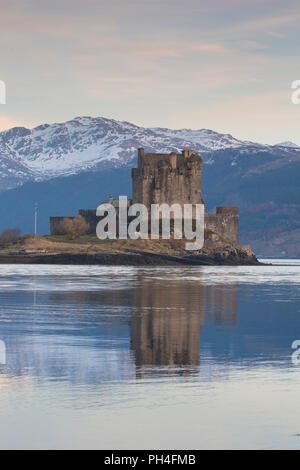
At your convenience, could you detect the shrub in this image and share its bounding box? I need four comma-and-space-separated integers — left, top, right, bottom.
58, 215, 89, 239
19, 233, 32, 245
0, 228, 21, 247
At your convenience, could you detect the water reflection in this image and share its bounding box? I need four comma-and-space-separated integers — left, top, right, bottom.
46, 270, 239, 376
0, 268, 242, 382
130, 272, 238, 376
0, 265, 300, 449
0, 263, 299, 387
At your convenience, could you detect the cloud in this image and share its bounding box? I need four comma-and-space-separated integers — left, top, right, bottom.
124, 41, 226, 58
0, 0, 299, 146
230, 9, 300, 34
268, 31, 285, 38
241, 40, 269, 51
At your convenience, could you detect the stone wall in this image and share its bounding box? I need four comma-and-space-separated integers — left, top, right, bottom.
205, 207, 239, 244
50, 216, 75, 235
132, 148, 204, 211
50, 211, 99, 235
78, 209, 98, 234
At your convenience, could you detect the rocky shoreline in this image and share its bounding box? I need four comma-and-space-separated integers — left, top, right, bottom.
0, 245, 261, 266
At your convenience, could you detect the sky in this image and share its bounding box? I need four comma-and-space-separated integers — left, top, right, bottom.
0, 0, 300, 144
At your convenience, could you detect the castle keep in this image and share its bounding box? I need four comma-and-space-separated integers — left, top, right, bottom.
50, 148, 239, 245
131, 148, 239, 244
132, 148, 204, 210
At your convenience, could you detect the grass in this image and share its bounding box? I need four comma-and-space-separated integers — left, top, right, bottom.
3, 229, 221, 257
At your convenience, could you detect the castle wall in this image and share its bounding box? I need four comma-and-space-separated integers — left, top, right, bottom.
78, 209, 98, 234
50, 201, 132, 236
50, 216, 75, 235
132, 148, 203, 212
205, 207, 239, 244
205, 213, 218, 234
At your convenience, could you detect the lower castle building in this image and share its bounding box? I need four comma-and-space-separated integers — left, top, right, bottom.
50, 148, 239, 244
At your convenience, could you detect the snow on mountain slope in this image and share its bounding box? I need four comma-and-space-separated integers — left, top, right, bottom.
150, 127, 258, 150
0, 115, 299, 191
275, 141, 299, 148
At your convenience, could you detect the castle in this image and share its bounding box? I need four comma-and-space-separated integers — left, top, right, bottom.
50, 148, 239, 245
132, 148, 204, 210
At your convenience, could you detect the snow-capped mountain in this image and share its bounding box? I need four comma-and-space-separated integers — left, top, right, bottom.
275, 141, 299, 148
0, 115, 299, 191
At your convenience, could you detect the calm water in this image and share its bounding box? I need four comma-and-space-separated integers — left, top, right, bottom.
0, 261, 299, 449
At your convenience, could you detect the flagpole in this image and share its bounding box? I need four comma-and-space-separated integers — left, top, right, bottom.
34, 202, 38, 236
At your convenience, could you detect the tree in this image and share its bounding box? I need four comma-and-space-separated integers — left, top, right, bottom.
58, 215, 89, 239
0, 228, 21, 247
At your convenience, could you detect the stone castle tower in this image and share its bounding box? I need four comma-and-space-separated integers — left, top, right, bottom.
131, 148, 239, 244
132, 148, 204, 210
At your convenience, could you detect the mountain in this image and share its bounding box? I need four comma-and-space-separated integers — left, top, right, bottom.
0, 115, 299, 190
275, 141, 299, 148
0, 116, 299, 257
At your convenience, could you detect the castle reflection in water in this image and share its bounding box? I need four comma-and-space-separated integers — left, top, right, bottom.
130, 272, 238, 375
0, 268, 239, 382
47, 270, 239, 378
